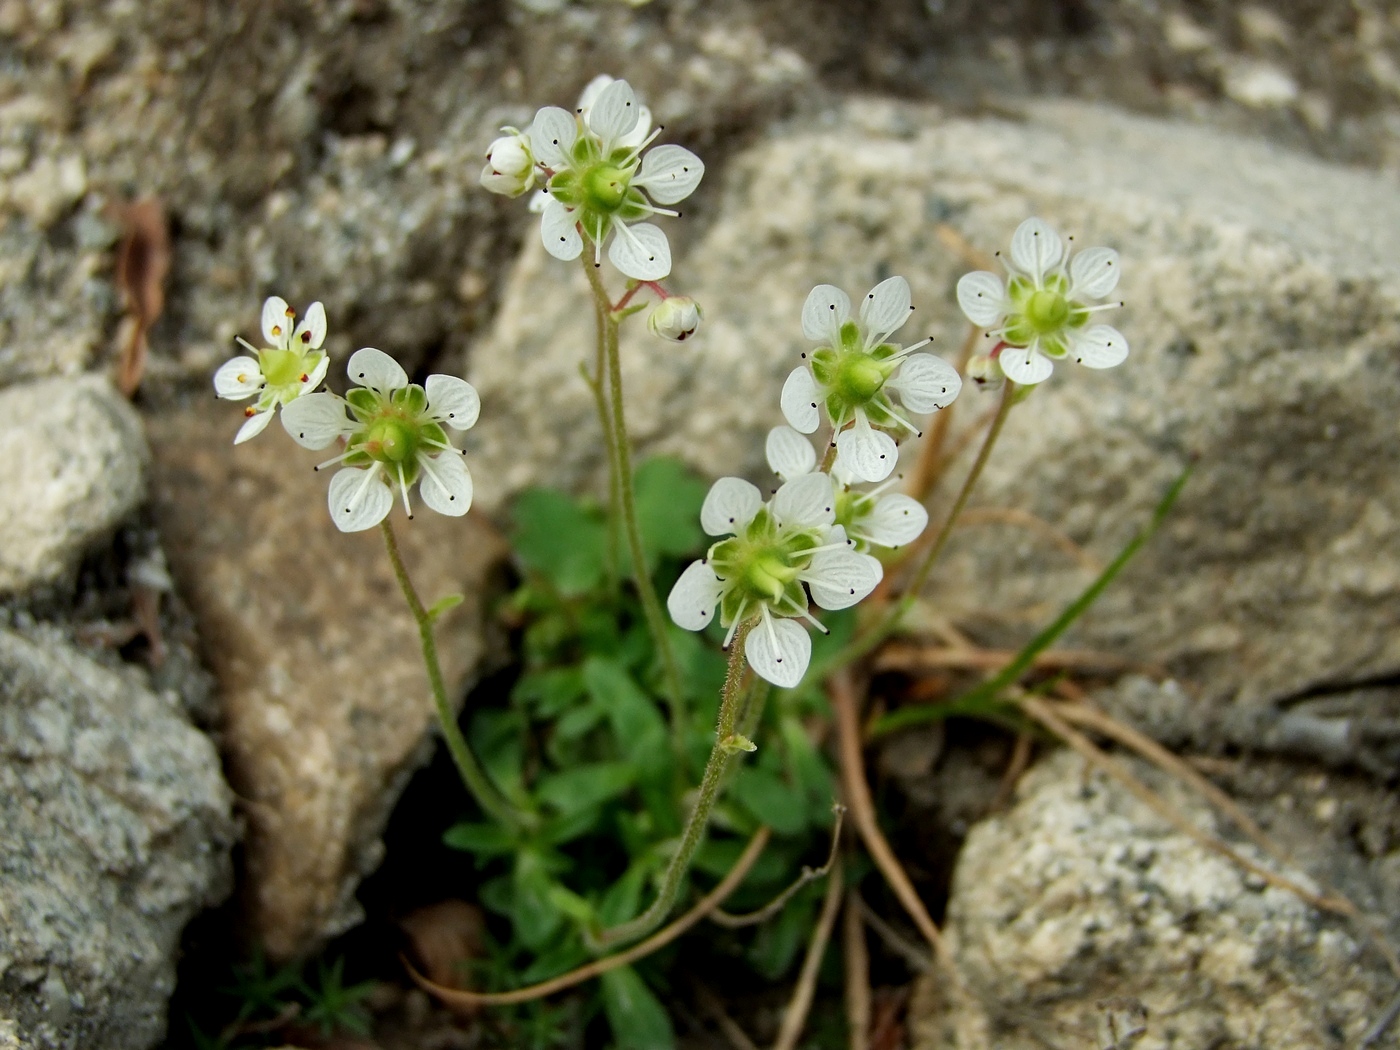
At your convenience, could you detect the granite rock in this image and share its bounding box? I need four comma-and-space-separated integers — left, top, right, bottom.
0, 627, 234, 1050
912, 749, 1395, 1050
147, 405, 506, 960
465, 96, 1400, 713
0, 375, 146, 595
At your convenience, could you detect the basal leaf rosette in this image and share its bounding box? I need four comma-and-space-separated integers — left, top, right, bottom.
781, 277, 962, 483
667, 473, 882, 688
281, 348, 480, 532
956, 217, 1128, 385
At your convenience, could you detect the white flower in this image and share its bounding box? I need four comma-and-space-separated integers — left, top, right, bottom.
529, 77, 703, 280
480, 127, 537, 198
666, 473, 882, 688
955, 217, 1128, 386
281, 348, 480, 532
764, 426, 928, 553
647, 295, 702, 342
780, 277, 962, 484
213, 296, 330, 444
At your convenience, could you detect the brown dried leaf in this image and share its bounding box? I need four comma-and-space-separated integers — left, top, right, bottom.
109, 196, 170, 398
398, 900, 485, 994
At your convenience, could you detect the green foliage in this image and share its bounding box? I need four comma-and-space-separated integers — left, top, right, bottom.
206, 950, 375, 1049
299, 956, 375, 1038
443, 457, 841, 1048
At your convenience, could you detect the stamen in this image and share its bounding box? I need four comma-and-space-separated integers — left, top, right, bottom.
778, 593, 829, 633
881, 403, 920, 435
235, 336, 260, 355
1075, 301, 1125, 314
887, 337, 932, 360
314, 448, 359, 471
620, 125, 664, 164
760, 607, 782, 663
346, 463, 381, 515
396, 463, 414, 519
722, 599, 748, 650
613, 220, 656, 265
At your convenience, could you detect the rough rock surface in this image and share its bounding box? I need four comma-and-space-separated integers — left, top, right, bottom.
0, 376, 146, 595
913, 748, 1395, 1050
467, 96, 1400, 713
147, 406, 506, 960
0, 626, 234, 1050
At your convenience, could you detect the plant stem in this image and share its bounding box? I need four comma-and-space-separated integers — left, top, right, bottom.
590, 621, 755, 951
379, 519, 529, 833
845, 380, 1017, 664
583, 259, 622, 585
581, 258, 688, 748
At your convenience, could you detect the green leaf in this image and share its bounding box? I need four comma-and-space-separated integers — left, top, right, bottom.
730, 766, 809, 836
535, 761, 637, 816
425, 593, 464, 622
631, 456, 708, 570
597, 860, 649, 927
442, 821, 517, 858
513, 855, 566, 950
600, 966, 676, 1050
582, 657, 669, 771
539, 805, 605, 846
870, 464, 1193, 738
520, 939, 589, 985
512, 667, 587, 717
470, 708, 527, 798
511, 488, 609, 597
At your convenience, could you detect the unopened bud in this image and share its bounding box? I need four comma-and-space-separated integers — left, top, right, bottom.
647, 296, 702, 342
480, 130, 536, 198
966, 351, 1005, 388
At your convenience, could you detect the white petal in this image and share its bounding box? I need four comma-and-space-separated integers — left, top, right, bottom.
858, 494, 928, 548
214, 356, 263, 399
618, 105, 653, 150
347, 346, 408, 393
328, 466, 393, 533
858, 276, 911, 343
233, 409, 274, 445
888, 353, 963, 414
780, 366, 821, 434
425, 374, 481, 430
280, 391, 354, 449
418, 451, 473, 517
1009, 217, 1063, 277
1068, 247, 1120, 299
586, 78, 640, 144
294, 301, 328, 350
607, 221, 671, 281
998, 345, 1054, 385
529, 106, 577, 169
804, 547, 883, 610
765, 425, 816, 481
635, 144, 704, 205
261, 296, 291, 346
801, 284, 851, 344
834, 415, 897, 483
541, 198, 583, 261
700, 477, 762, 537
301, 353, 331, 396
1068, 324, 1129, 369
745, 614, 811, 689
576, 74, 613, 114
772, 472, 835, 530
666, 560, 724, 631
956, 271, 1010, 327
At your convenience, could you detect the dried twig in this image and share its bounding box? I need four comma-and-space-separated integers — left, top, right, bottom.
406, 827, 772, 1009
711, 804, 844, 928
829, 669, 946, 967
853, 892, 932, 975
843, 885, 871, 1050
771, 853, 844, 1050
873, 643, 1149, 677
990, 731, 1034, 812
109, 197, 170, 398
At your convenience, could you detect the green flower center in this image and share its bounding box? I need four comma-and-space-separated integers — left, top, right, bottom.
834, 353, 887, 405
366, 419, 417, 463
259, 348, 306, 389
581, 163, 630, 213
710, 510, 824, 624
1024, 289, 1070, 334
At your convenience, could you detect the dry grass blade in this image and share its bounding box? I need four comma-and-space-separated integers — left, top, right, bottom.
935, 222, 998, 272
405, 827, 771, 1010
711, 804, 844, 928
843, 885, 871, 1050
990, 731, 1034, 812
956, 506, 1102, 572
829, 669, 947, 968
853, 892, 932, 975
873, 643, 1148, 676
771, 853, 844, 1050
110, 196, 170, 398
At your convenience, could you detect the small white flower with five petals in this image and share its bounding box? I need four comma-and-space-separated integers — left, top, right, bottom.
213, 296, 330, 444
666, 473, 882, 688
780, 277, 962, 484
956, 217, 1127, 385
281, 348, 480, 533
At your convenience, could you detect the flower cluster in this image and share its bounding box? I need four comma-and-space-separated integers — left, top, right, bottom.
781, 277, 962, 483
956, 218, 1127, 385
480, 76, 704, 281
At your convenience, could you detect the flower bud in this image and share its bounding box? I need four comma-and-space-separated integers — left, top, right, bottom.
967, 350, 1005, 388
479, 130, 536, 198
647, 296, 702, 342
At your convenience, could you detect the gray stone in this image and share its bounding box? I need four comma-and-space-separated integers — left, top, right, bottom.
0, 627, 235, 1050
0, 376, 146, 595
466, 96, 1400, 713
912, 749, 1394, 1050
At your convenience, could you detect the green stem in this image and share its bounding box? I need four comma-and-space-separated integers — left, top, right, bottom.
380, 519, 530, 833
589, 621, 755, 950
581, 258, 688, 749
585, 269, 623, 586
844, 380, 1018, 665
